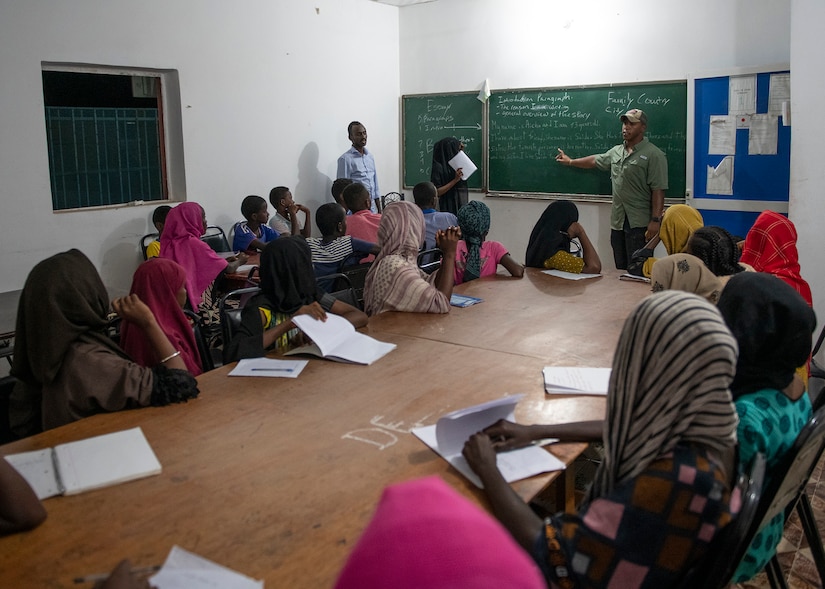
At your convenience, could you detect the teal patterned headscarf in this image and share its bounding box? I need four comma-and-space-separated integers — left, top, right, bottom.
457, 201, 491, 282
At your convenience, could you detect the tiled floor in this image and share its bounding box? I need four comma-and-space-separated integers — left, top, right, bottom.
734, 455, 825, 589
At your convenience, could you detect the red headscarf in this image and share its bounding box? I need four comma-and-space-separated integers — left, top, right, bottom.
159, 202, 227, 307
740, 210, 812, 305
120, 258, 203, 375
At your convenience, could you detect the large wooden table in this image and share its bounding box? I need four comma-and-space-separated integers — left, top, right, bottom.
0, 269, 648, 588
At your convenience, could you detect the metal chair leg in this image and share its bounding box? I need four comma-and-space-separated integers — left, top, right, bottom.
765, 555, 789, 589
797, 492, 825, 584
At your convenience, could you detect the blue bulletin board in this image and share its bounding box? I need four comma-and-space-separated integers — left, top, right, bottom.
692, 70, 791, 238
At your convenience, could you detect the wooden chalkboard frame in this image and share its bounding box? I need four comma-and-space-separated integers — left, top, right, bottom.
485, 81, 688, 202
401, 92, 485, 190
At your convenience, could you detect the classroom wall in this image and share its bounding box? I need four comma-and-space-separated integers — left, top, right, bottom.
789, 0, 825, 326
0, 0, 400, 295
398, 0, 792, 280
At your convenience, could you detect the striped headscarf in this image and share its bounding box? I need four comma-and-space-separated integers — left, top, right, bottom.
740, 210, 812, 305
364, 201, 450, 316
457, 201, 491, 283
590, 291, 738, 500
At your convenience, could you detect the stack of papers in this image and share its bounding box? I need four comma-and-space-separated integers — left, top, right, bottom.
286, 313, 396, 365
542, 269, 601, 280
412, 394, 564, 488
619, 273, 650, 284
150, 546, 263, 588
543, 367, 611, 396
450, 294, 483, 308
228, 358, 308, 378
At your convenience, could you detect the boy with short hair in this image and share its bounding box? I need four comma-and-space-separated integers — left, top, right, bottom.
343, 182, 381, 262
331, 178, 354, 210
233, 195, 280, 252
269, 186, 311, 237
145, 204, 172, 258
307, 203, 378, 277
414, 181, 457, 251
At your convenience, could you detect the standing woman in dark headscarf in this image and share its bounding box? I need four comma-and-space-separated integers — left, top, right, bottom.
9, 250, 198, 437
454, 201, 523, 285
224, 236, 367, 362
430, 137, 468, 215
525, 200, 601, 273
718, 272, 816, 582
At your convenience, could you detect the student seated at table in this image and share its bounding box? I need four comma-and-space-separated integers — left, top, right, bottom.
650, 253, 723, 303
160, 202, 248, 336
463, 290, 739, 589
740, 210, 812, 306
454, 200, 523, 285
233, 195, 280, 252
0, 458, 47, 536
364, 201, 459, 316
269, 186, 311, 237
9, 250, 199, 436
718, 272, 816, 583
334, 476, 545, 589
120, 258, 203, 376
413, 180, 457, 252
343, 182, 381, 259
224, 236, 367, 362
628, 204, 703, 277
331, 177, 353, 210
307, 203, 378, 278
686, 225, 749, 287
144, 204, 171, 259
525, 200, 601, 274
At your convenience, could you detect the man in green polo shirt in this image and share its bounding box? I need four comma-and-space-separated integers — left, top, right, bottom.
555, 109, 668, 270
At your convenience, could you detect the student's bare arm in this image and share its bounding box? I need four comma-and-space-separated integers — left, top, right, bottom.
436, 168, 464, 197
499, 254, 525, 278
433, 227, 461, 299
0, 458, 47, 535
566, 222, 602, 274
330, 299, 368, 328
113, 295, 187, 371
483, 419, 604, 451
224, 252, 249, 274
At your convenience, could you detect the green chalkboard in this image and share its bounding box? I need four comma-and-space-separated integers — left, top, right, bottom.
488, 82, 687, 197
402, 93, 483, 190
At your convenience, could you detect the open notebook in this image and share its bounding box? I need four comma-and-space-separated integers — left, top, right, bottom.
412, 394, 564, 488
543, 367, 611, 396
4, 427, 161, 499
286, 313, 396, 365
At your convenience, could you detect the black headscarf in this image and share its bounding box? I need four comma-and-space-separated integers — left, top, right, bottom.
260, 236, 321, 314
717, 272, 816, 399
12, 249, 123, 386
430, 137, 468, 215
525, 200, 579, 268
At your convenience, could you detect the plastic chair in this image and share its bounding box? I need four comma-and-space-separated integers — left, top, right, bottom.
219, 287, 261, 352
379, 191, 404, 212
417, 248, 442, 275
675, 452, 766, 588
340, 262, 372, 309
317, 273, 359, 310
201, 226, 231, 253
183, 309, 216, 372
140, 232, 159, 260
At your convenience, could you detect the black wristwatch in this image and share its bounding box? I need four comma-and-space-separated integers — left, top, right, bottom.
651, 216, 662, 223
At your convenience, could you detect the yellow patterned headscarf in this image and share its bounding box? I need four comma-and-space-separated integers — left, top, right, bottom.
642, 205, 704, 277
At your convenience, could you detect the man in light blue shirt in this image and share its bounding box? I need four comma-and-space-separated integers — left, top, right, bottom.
337, 121, 379, 213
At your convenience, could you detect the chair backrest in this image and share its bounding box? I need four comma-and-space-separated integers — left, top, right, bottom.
201, 225, 231, 253
140, 232, 159, 260
380, 191, 404, 212
183, 309, 216, 372
0, 375, 19, 444
219, 286, 261, 350
340, 262, 372, 309
317, 273, 359, 310
676, 452, 767, 588
417, 248, 442, 275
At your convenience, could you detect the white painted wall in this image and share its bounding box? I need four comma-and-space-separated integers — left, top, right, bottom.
790, 0, 825, 327
398, 0, 792, 277
0, 0, 400, 295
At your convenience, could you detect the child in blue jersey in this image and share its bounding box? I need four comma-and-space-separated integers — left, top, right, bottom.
307, 203, 378, 278
233, 195, 280, 252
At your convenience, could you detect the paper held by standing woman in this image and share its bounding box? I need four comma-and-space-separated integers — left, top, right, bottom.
448, 149, 478, 182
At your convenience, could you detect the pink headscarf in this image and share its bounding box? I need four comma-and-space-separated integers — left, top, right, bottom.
120, 258, 202, 375
334, 476, 545, 589
159, 202, 227, 307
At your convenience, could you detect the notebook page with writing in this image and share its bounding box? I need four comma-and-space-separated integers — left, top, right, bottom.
54, 427, 162, 495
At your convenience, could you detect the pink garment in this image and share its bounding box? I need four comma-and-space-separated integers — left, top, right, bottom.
120, 258, 202, 375
346, 210, 381, 263
334, 476, 545, 589
454, 240, 508, 285
159, 202, 227, 307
